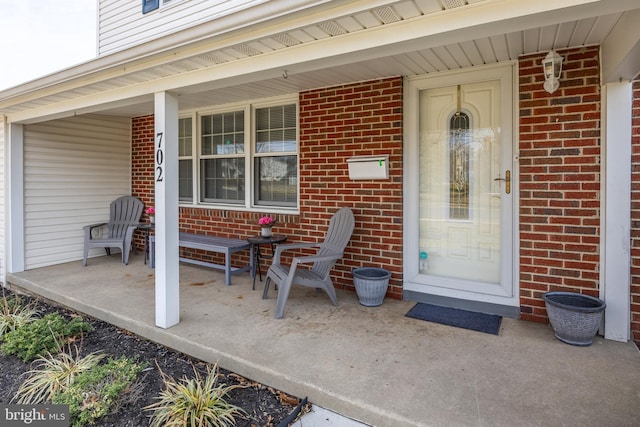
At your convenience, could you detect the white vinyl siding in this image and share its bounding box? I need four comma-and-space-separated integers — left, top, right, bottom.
0, 117, 5, 282
99, 0, 268, 55
23, 115, 131, 269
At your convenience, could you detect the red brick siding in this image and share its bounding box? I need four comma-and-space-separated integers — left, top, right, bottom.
518, 46, 601, 323
631, 77, 640, 345
299, 77, 404, 297
131, 116, 155, 250
130, 77, 404, 297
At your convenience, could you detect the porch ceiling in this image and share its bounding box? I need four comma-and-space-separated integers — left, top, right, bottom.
1, 0, 639, 122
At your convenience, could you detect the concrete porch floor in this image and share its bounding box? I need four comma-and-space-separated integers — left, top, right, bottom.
6, 254, 640, 427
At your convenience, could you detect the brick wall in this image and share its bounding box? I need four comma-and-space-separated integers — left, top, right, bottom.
518, 46, 601, 323
299, 77, 404, 297
130, 77, 404, 297
131, 115, 155, 251
631, 77, 640, 345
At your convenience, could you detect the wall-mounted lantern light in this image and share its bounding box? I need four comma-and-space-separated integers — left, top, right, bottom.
543, 50, 563, 94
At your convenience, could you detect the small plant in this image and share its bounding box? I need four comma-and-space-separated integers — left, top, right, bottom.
1, 312, 93, 362
145, 362, 245, 427
0, 293, 39, 339
14, 346, 105, 404
53, 356, 146, 427
258, 216, 275, 228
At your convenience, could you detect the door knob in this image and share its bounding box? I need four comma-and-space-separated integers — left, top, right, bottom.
494, 170, 511, 194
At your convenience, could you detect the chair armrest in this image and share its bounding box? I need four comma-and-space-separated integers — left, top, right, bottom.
83, 222, 108, 239
272, 242, 321, 264
83, 222, 107, 230
292, 251, 342, 266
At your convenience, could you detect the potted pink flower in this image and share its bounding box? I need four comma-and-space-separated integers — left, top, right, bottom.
145, 206, 155, 224
258, 216, 275, 237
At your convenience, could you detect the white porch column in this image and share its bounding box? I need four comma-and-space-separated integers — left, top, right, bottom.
601, 82, 632, 342
154, 91, 180, 328
5, 122, 25, 274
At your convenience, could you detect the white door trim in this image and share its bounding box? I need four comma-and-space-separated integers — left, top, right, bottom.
403, 62, 520, 307
601, 82, 632, 342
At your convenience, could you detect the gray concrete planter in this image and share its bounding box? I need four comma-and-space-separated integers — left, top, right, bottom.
543, 292, 606, 346
353, 268, 390, 307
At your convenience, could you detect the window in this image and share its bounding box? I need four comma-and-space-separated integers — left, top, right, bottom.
161, 0, 184, 8
254, 104, 298, 206
178, 117, 193, 202
200, 111, 245, 204
142, 0, 159, 14
177, 99, 298, 210
142, 0, 183, 14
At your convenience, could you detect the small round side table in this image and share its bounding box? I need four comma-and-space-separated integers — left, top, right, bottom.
247, 234, 287, 290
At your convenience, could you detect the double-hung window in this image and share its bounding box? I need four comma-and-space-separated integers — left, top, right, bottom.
254, 104, 297, 207
200, 110, 246, 204
177, 99, 298, 210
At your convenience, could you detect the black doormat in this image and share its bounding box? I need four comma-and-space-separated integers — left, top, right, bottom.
406, 303, 502, 335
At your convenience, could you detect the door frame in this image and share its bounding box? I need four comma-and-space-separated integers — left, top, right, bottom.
402, 62, 520, 311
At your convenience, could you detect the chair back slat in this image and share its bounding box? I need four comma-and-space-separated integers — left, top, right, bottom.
107, 196, 144, 238
312, 207, 355, 276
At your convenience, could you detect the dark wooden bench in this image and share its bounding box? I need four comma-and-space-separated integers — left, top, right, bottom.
150, 232, 253, 286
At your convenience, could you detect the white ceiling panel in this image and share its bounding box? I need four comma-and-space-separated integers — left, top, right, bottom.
431, 46, 461, 69
586, 14, 621, 45
489, 36, 510, 62
473, 38, 497, 64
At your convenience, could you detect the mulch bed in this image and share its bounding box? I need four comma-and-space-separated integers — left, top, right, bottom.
0, 290, 303, 426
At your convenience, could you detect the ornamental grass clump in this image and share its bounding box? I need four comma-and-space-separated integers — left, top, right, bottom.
53, 355, 146, 427
0, 293, 39, 339
0, 312, 93, 362
145, 362, 245, 427
14, 346, 105, 404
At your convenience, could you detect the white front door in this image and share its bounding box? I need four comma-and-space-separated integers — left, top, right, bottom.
404, 64, 517, 307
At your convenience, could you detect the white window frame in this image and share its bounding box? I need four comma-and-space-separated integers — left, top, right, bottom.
161, 0, 184, 9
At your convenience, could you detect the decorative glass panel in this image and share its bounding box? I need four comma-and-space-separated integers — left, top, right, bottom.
449, 112, 470, 220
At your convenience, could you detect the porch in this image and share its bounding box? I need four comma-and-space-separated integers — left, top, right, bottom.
6, 254, 640, 427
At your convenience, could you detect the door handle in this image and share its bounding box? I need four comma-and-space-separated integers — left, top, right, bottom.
494, 170, 511, 194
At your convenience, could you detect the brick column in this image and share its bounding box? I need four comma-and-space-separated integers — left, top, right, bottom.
519, 46, 601, 322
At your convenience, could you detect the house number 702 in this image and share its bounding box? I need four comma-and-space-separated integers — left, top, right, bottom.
155, 131, 164, 182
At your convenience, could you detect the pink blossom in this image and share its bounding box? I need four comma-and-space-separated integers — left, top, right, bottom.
258, 216, 275, 227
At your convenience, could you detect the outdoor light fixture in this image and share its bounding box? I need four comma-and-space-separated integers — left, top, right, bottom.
543, 50, 563, 94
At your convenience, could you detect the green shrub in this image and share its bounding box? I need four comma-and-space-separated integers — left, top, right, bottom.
14, 346, 105, 404
0, 293, 39, 339
1, 312, 93, 362
53, 356, 145, 427
145, 362, 245, 427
